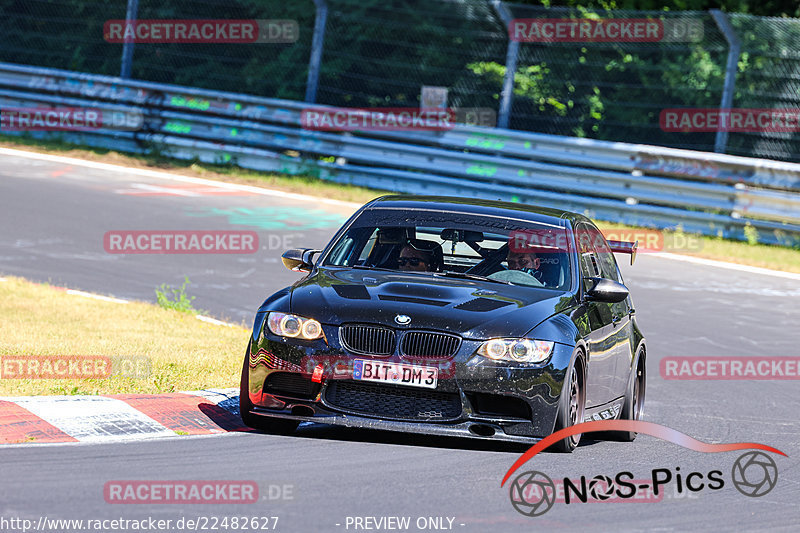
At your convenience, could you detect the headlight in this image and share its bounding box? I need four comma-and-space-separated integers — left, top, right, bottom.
477, 338, 554, 364
484, 339, 507, 360
267, 312, 323, 340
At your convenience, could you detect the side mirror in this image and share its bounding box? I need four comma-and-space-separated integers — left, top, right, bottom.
281, 248, 321, 273
584, 277, 629, 303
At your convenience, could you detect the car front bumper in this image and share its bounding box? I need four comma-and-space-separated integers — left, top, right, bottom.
244, 331, 574, 442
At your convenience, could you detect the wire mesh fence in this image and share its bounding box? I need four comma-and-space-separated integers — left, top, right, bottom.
503, 5, 730, 150
726, 14, 800, 161
0, 0, 799, 161
315, 0, 506, 112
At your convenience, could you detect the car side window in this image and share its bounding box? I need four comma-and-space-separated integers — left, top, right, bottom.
583, 223, 630, 314
590, 226, 623, 283
575, 224, 601, 279
327, 236, 355, 265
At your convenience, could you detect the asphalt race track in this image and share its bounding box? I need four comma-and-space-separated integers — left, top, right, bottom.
1, 149, 799, 532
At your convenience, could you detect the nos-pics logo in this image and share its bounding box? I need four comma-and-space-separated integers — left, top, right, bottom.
502, 420, 783, 517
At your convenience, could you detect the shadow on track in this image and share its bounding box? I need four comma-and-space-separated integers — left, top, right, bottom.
197, 393, 606, 454
240, 418, 605, 455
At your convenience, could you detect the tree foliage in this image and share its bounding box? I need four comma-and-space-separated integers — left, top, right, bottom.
0, 0, 798, 158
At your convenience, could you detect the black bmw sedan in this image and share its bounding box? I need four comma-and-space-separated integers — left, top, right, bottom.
240, 195, 646, 452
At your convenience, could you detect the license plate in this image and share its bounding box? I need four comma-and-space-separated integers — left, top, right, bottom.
352, 359, 438, 389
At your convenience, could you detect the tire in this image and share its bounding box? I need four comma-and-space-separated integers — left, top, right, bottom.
239, 344, 299, 435
610, 350, 646, 442
552, 355, 585, 453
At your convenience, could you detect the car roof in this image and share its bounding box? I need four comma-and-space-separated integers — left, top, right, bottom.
366, 195, 587, 227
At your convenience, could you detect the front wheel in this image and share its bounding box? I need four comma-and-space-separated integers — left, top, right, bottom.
613, 351, 646, 442
552, 357, 585, 453
239, 345, 299, 435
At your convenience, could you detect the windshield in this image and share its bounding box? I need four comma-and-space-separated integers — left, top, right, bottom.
322, 208, 572, 291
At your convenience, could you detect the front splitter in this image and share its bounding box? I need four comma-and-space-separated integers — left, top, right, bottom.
250, 406, 541, 445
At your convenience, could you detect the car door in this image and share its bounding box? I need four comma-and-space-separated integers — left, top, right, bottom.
592, 226, 635, 400
575, 223, 616, 408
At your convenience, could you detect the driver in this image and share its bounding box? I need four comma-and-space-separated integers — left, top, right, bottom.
398, 243, 435, 272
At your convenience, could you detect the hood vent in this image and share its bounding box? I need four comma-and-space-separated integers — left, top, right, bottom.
454, 298, 514, 312
332, 285, 371, 300
378, 295, 449, 307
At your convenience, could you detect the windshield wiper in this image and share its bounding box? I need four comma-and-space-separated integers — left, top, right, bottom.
434, 271, 512, 285
350, 265, 397, 272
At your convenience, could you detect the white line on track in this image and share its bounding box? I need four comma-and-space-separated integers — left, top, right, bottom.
124, 183, 203, 196
653, 252, 800, 281
66, 291, 241, 326
195, 315, 237, 327
3, 145, 799, 280
15, 279, 242, 325
66, 289, 130, 304
0, 146, 360, 208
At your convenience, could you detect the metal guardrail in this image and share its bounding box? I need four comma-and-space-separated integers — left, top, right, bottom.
1, 61, 799, 246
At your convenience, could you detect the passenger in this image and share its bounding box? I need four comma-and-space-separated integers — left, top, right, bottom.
507, 250, 540, 271
506, 250, 545, 282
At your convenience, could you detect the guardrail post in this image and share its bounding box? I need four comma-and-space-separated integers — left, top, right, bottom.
119, 0, 139, 78
305, 0, 328, 103
710, 9, 741, 154
491, 0, 518, 129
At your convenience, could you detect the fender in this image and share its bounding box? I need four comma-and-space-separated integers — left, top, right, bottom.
546, 342, 587, 434
252, 287, 292, 342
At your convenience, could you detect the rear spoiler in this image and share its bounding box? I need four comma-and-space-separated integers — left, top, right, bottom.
607, 240, 638, 265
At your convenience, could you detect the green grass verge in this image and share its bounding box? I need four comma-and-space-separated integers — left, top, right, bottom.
0, 276, 249, 396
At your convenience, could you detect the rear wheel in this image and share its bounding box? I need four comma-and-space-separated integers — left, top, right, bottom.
618, 352, 647, 442
614, 351, 646, 442
239, 345, 299, 435
552, 356, 585, 453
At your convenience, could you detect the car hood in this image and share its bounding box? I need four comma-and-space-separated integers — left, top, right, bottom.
289, 268, 575, 339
